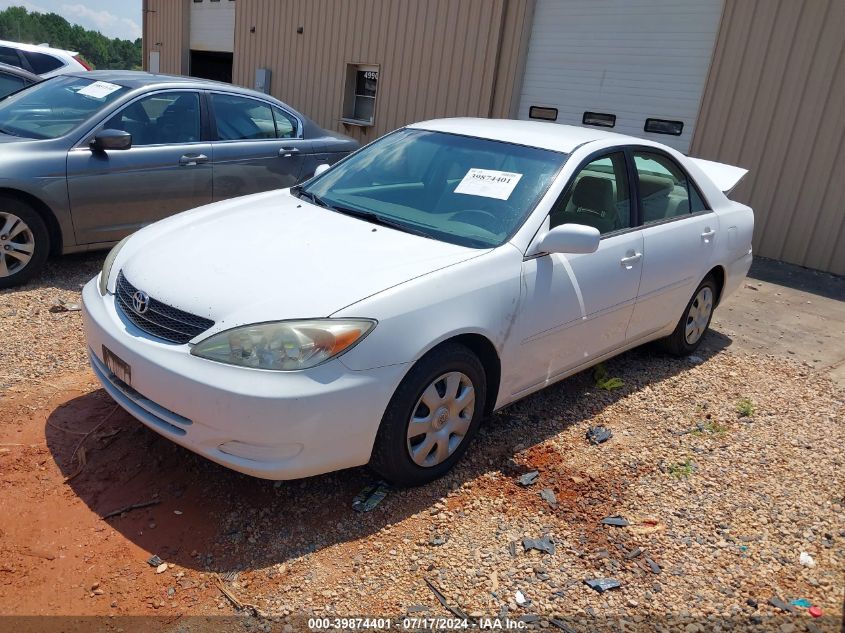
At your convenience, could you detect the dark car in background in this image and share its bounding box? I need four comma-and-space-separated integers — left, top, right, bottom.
0, 62, 39, 98
0, 71, 359, 287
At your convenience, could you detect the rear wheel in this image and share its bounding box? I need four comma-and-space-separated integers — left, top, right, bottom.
0, 197, 49, 289
370, 343, 486, 486
660, 276, 717, 356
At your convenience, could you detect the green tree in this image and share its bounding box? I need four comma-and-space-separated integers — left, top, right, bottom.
0, 6, 141, 70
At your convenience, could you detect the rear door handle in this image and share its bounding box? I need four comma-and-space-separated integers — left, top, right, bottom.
701, 227, 716, 241
620, 252, 642, 268
179, 153, 208, 166
279, 147, 300, 158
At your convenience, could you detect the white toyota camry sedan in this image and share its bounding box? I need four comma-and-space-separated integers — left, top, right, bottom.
82, 118, 753, 486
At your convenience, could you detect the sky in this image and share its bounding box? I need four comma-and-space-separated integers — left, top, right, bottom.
0, 0, 142, 41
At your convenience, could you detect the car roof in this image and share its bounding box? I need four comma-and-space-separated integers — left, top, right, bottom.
63, 70, 291, 100
0, 39, 77, 56
410, 117, 643, 154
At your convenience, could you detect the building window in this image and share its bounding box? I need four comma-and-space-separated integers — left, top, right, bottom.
342, 64, 379, 126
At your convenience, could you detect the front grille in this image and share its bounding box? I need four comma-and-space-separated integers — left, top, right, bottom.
115, 271, 214, 344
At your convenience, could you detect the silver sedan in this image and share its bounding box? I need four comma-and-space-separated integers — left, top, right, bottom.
0, 71, 359, 287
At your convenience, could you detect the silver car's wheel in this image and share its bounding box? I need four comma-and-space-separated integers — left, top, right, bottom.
406, 371, 476, 468
684, 286, 714, 344
0, 212, 36, 278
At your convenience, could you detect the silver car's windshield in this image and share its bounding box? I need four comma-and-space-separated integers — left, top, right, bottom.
0, 75, 129, 140
299, 129, 567, 248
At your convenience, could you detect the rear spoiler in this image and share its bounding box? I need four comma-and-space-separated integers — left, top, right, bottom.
687, 157, 748, 195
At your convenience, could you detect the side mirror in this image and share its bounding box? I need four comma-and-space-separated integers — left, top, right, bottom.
534, 223, 600, 255
313, 163, 330, 177
90, 129, 132, 152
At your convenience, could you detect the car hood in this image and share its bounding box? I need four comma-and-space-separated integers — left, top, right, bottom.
119, 190, 485, 330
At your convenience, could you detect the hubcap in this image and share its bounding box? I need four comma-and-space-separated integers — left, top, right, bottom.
406, 371, 475, 468
684, 286, 713, 344
0, 212, 35, 278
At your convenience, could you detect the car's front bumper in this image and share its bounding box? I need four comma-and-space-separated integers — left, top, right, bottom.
81, 278, 408, 480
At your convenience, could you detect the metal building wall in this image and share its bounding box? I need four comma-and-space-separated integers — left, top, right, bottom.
691, 0, 845, 275
142, 0, 190, 75
231, 0, 535, 143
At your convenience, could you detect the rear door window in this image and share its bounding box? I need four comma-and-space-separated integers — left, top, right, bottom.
0, 46, 22, 68
634, 151, 708, 223
211, 93, 277, 140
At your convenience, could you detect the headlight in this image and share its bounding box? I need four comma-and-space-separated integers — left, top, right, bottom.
190, 319, 376, 371
98, 235, 131, 295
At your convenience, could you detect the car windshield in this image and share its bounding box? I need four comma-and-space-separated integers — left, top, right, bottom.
300, 129, 567, 248
0, 75, 128, 139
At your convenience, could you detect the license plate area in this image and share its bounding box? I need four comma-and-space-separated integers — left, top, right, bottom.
102, 345, 131, 385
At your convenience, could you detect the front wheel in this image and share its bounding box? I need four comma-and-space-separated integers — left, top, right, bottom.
660, 276, 718, 356
0, 197, 50, 289
370, 343, 487, 487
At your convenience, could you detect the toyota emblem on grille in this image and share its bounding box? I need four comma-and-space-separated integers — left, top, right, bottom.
132, 290, 150, 315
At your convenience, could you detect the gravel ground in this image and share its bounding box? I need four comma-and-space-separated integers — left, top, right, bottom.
0, 253, 102, 388
0, 256, 843, 632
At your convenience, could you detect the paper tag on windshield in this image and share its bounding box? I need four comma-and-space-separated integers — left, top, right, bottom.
77, 81, 122, 99
454, 168, 523, 200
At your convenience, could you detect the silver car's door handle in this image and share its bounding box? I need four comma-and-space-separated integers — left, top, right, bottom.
279, 147, 300, 158
620, 252, 642, 268
701, 227, 716, 241
179, 154, 208, 166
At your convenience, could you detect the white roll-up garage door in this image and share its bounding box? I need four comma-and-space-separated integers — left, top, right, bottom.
516, 0, 723, 152
190, 0, 236, 53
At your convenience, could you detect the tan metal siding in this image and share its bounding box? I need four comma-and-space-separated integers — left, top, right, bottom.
231, 0, 533, 143
143, 0, 189, 75
692, 0, 845, 275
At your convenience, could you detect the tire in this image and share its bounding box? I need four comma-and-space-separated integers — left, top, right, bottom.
0, 196, 50, 289
370, 343, 487, 487
660, 275, 718, 356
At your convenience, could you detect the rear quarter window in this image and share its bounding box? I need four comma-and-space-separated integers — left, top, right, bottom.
23, 51, 64, 74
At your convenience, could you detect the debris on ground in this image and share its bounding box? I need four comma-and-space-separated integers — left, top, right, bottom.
790, 598, 812, 608
808, 606, 823, 617
508, 541, 517, 557
549, 618, 577, 632
49, 300, 81, 313
539, 488, 557, 507
352, 480, 390, 513
585, 426, 612, 445
522, 535, 555, 555
424, 579, 471, 619
644, 558, 662, 574
213, 576, 268, 618
624, 547, 642, 559
600, 515, 629, 527
102, 499, 160, 520
147, 555, 163, 567
517, 470, 539, 486
593, 363, 624, 390
514, 589, 529, 606
155, 563, 167, 574
768, 597, 796, 613
584, 578, 621, 593
428, 535, 446, 546
799, 551, 816, 568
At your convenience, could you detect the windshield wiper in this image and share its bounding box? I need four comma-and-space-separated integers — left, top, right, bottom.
0, 127, 21, 137
290, 185, 334, 210
329, 205, 433, 239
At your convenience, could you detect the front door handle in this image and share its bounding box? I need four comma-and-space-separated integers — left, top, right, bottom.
179, 153, 208, 166
620, 252, 642, 269
701, 227, 716, 241
279, 147, 300, 158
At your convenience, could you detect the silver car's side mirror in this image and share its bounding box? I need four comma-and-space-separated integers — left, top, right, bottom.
534, 223, 600, 255
313, 163, 331, 177
90, 129, 132, 152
